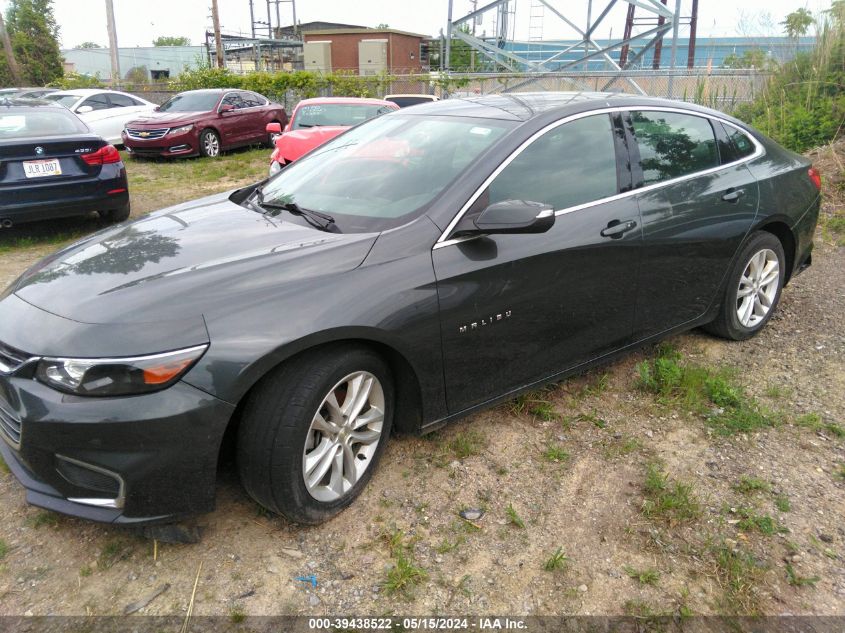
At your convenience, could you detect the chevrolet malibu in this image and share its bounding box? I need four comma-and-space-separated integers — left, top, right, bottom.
0, 93, 821, 526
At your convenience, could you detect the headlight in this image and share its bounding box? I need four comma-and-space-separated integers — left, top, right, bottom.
168, 124, 193, 136
269, 160, 282, 176
35, 345, 208, 396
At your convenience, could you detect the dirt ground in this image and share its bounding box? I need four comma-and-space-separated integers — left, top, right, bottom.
0, 144, 843, 619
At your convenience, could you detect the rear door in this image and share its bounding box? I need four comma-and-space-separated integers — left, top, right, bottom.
627, 109, 760, 340
238, 91, 270, 141
217, 92, 248, 146
432, 112, 642, 413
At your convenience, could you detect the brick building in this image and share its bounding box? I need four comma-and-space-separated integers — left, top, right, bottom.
302, 28, 429, 75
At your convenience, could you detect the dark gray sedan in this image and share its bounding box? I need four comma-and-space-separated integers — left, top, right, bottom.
0, 93, 821, 525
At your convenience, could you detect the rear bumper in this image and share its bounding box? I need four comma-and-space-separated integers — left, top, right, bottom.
0, 165, 129, 224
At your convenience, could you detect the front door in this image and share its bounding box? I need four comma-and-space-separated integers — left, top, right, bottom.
432, 113, 643, 413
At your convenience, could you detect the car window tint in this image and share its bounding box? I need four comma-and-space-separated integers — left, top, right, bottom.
81, 94, 111, 111
631, 111, 718, 185
240, 91, 265, 107
108, 94, 137, 107
488, 114, 618, 210
222, 93, 244, 109
724, 125, 756, 159
0, 110, 89, 138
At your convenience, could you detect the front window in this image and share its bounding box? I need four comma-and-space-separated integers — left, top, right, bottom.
292, 103, 395, 129
159, 92, 221, 113
259, 114, 514, 232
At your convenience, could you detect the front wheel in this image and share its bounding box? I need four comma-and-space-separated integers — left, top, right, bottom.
237, 346, 393, 524
199, 129, 221, 157
704, 231, 785, 341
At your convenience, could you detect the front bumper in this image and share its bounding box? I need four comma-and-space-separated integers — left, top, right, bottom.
122, 130, 199, 158
0, 374, 234, 525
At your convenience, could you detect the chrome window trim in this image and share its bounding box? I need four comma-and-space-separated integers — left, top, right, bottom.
432, 106, 765, 250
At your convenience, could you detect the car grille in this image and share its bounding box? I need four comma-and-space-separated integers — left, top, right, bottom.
0, 398, 21, 446
126, 127, 169, 141
0, 340, 31, 374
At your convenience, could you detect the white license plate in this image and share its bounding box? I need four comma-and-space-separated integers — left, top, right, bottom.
23, 158, 62, 178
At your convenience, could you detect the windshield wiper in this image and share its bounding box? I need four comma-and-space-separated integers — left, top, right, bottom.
252, 189, 338, 232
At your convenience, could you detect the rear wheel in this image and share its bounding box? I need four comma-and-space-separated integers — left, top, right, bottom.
99, 202, 130, 223
704, 231, 785, 340
237, 345, 393, 524
199, 129, 221, 157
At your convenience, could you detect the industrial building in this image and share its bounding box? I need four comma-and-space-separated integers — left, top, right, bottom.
302, 28, 430, 75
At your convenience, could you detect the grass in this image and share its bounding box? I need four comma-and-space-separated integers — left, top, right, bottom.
735, 509, 787, 536
543, 547, 569, 572
713, 543, 763, 613
447, 429, 487, 459
637, 345, 778, 435
26, 511, 59, 529
734, 476, 770, 495
623, 565, 660, 586
229, 605, 247, 623
98, 538, 135, 569
505, 503, 525, 529
0, 539, 7, 560
794, 413, 844, 437
383, 553, 428, 598
543, 444, 569, 464
0, 454, 8, 475
79, 565, 92, 577
785, 563, 820, 588
602, 436, 641, 459
528, 401, 559, 422
641, 463, 701, 524
774, 494, 791, 513
435, 536, 465, 554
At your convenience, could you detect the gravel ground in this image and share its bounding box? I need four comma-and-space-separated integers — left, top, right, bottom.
0, 143, 843, 618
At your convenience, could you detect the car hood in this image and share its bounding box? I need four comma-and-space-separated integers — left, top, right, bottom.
127, 111, 209, 126
12, 191, 378, 325
275, 126, 348, 162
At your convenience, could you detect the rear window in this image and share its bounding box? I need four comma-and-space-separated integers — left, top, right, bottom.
386, 96, 435, 108
0, 109, 90, 138
292, 103, 395, 129
45, 94, 81, 108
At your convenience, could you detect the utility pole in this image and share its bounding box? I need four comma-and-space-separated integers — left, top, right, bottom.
0, 11, 22, 86
667, 0, 682, 97
105, 0, 121, 86
211, 0, 224, 68
249, 0, 256, 38
445, 0, 453, 71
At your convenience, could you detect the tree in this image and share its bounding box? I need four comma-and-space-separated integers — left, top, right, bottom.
153, 36, 191, 46
77, 41, 102, 49
828, 0, 845, 27
1, 0, 62, 86
781, 8, 814, 39
723, 48, 778, 71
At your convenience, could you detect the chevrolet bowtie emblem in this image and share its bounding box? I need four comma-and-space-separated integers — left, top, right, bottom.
139, 131, 150, 137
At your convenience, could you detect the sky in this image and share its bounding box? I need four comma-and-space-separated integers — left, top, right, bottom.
2, 0, 835, 48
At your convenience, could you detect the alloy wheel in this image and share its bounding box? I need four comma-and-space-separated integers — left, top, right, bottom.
736, 248, 780, 328
203, 133, 220, 157
302, 371, 385, 502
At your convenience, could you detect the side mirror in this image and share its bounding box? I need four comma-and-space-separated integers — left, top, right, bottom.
266, 122, 282, 134
153, 105, 160, 112
471, 200, 555, 235
219, 103, 235, 113
76, 105, 94, 114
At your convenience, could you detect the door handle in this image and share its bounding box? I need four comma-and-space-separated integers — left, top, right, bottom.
721, 188, 745, 203
600, 219, 638, 239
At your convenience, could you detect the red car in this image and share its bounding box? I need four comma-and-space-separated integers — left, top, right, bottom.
265, 97, 398, 175
122, 89, 287, 158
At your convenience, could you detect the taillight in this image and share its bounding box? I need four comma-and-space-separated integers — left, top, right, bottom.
81, 144, 121, 166
808, 167, 822, 191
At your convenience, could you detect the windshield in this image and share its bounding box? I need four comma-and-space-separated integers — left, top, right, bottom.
292, 103, 394, 129
45, 94, 81, 108
159, 92, 221, 113
260, 114, 514, 232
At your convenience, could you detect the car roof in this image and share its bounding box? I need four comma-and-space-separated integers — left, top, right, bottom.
295, 97, 396, 107
408, 91, 729, 122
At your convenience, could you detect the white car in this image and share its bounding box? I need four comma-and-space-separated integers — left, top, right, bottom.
44, 89, 156, 145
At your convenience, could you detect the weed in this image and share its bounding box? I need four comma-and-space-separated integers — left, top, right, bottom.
603, 436, 641, 459
543, 444, 569, 464
623, 565, 660, 585
713, 543, 762, 613
774, 494, 791, 513
435, 536, 464, 554
580, 372, 610, 397
764, 383, 790, 399
505, 503, 525, 529
448, 429, 487, 459
0, 454, 9, 475
836, 464, 845, 480
641, 464, 701, 524
825, 423, 845, 438
543, 547, 569, 571
0, 539, 7, 559
379, 526, 409, 558
383, 552, 428, 598
98, 538, 134, 569
26, 511, 59, 529
785, 563, 820, 587
229, 605, 246, 623
529, 401, 559, 422
736, 509, 787, 536
795, 413, 823, 430
79, 565, 92, 577
734, 476, 770, 495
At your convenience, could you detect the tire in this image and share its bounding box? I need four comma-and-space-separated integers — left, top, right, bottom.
237, 345, 394, 524
703, 231, 785, 341
199, 128, 221, 157
99, 202, 130, 223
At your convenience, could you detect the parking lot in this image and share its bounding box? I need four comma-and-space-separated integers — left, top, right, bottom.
0, 143, 844, 618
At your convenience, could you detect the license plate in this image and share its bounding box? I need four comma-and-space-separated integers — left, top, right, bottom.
23, 158, 62, 178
